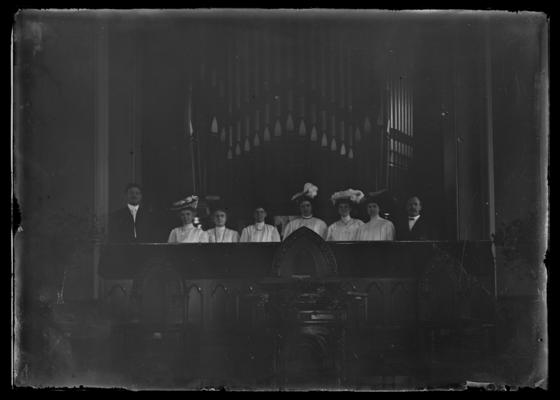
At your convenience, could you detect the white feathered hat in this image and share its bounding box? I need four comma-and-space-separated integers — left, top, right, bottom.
330, 188, 365, 206
291, 182, 319, 203
171, 195, 199, 211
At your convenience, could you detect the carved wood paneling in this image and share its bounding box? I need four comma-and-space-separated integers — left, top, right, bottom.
273, 227, 337, 278
185, 284, 203, 327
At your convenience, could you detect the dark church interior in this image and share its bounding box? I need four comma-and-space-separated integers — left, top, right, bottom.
13, 10, 547, 390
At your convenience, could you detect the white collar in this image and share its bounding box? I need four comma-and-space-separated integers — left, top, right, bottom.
340, 215, 351, 223
182, 223, 194, 229
301, 215, 313, 220
215, 226, 226, 230
409, 214, 421, 221
255, 222, 265, 230
127, 204, 139, 211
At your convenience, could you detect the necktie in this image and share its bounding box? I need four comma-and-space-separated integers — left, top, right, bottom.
133, 211, 137, 238
408, 217, 415, 231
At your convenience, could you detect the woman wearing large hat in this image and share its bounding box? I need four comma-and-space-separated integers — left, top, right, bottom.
282, 183, 328, 240
354, 189, 396, 241
167, 195, 209, 243
326, 189, 365, 241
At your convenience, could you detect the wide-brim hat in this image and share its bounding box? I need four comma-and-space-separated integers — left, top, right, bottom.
291, 182, 319, 204
171, 195, 199, 211
331, 189, 365, 207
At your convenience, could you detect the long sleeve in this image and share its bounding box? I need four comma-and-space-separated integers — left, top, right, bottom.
353, 226, 361, 241
270, 226, 281, 242
282, 222, 294, 240
326, 224, 335, 241
167, 228, 177, 243
199, 230, 209, 243
317, 220, 328, 239
386, 221, 396, 240
240, 227, 250, 243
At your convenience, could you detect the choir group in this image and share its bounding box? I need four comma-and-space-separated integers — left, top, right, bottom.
165, 183, 422, 243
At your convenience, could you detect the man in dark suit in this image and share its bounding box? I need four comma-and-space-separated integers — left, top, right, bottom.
396, 196, 434, 241
107, 183, 155, 243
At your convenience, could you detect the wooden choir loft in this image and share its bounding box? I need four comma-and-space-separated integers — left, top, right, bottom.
14, 10, 547, 390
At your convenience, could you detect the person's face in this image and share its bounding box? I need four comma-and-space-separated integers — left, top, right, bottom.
126, 187, 142, 206
406, 197, 422, 217
338, 202, 351, 218
213, 211, 227, 227
254, 208, 267, 223
367, 202, 380, 218
299, 201, 313, 217
179, 209, 195, 225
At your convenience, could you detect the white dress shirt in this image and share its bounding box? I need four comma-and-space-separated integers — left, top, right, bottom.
408, 215, 421, 231
240, 222, 281, 243
354, 216, 395, 241
206, 226, 240, 243
282, 216, 328, 240
326, 216, 364, 241
127, 204, 139, 238
168, 224, 209, 243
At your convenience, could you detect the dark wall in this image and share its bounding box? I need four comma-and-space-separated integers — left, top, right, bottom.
13, 11, 548, 298
108, 21, 144, 214
492, 17, 547, 233
15, 12, 97, 301
135, 15, 399, 229
490, 15, 548, 296
411, 19, 488, 241
13, 12, 547, 388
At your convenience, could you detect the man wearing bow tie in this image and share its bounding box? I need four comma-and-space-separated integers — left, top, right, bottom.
396, 196, 434, 241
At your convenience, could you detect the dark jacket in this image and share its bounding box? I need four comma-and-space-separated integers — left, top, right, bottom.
107, 205, 155, 243
396, 215, 434, 241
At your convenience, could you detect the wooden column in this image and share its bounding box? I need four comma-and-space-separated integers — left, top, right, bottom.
484, 21, 496, 241
93, 19, 109, 299
483, 21, 497, 299
441, 31, 458, 241
131, 26, 143, 184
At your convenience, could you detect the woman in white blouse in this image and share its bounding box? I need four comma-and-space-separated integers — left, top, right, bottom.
326, 189, 365, 241
239, 206, 281, 242
354, 197, 395, 241
167, 196, 209, 243
206, 208, 239, 243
